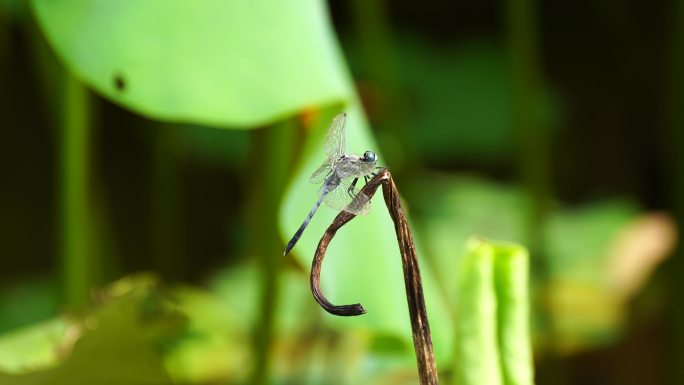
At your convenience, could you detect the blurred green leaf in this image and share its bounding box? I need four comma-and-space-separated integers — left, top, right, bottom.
0, 276, 59, 334
164, 284, 253, 383
542, 200, 641, 352
545, 200, 639, 280
410, 174, 649, 354
30, 0, 351, 127
0, 274, 180, 385
344, 37, 561, 165
410, 174, 528, 306
165, 262, 329, 384
0, 317, 71, 374
400, 40, 515, 163
0, 0, 26, 20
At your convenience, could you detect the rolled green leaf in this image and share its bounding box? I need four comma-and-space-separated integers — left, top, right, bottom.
456, 238, 502, 385
493, 242, 533, 385
455, 238, 533, 385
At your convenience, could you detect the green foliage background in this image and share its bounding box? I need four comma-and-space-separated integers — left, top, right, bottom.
1, 0, 682, 384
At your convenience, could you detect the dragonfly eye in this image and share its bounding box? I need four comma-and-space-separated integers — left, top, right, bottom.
364, 151, 377, 162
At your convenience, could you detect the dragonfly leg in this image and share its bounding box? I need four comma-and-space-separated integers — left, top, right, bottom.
364, 175, 369, 184
347, 177, 359, 198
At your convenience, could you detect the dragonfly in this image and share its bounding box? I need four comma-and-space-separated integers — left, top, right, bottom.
283, 113, 378, 256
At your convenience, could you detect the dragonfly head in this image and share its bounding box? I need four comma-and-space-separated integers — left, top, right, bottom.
363, 151, 377, 163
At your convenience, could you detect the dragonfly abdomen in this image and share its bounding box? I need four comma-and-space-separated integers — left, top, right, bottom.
283, 189, 330, 256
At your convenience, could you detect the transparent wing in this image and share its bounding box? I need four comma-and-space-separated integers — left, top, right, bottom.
345, 190, 371, 216
334, 157, 376, 180
321, 176, 371, 216
309, 160, 332, 184
324, 113, 347, 162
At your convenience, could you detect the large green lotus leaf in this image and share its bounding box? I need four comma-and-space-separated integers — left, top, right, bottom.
279, 102, 452, 361
30, 0, 351, 127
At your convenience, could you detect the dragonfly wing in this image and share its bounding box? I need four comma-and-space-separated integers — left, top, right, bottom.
324, 113, 347, 162
309, 160, 332, 184
321, 176, 371, 216
320, 179, 351, 212
334, 157, 375, 179
345, 191, 371, 215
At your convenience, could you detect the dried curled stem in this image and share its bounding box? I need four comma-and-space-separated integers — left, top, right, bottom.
310, 168, 439, 385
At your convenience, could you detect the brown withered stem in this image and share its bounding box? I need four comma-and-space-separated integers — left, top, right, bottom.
310, 168, 439, 385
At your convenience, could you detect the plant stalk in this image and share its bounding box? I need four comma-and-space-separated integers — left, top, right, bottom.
60, 75, 93, 308
310, 168, 439, 385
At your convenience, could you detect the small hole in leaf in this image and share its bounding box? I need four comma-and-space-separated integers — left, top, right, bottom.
113, 73, 126, 91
